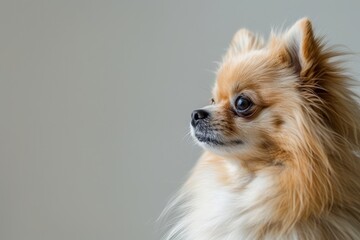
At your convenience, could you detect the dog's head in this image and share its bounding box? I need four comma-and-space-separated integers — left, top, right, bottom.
190, 18, 360, 163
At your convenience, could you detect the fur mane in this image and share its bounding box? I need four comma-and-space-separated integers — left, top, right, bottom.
272, 39, 360, 235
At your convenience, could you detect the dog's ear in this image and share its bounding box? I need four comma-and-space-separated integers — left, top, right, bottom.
282, 18, 321, 74
224, 29, 264, 59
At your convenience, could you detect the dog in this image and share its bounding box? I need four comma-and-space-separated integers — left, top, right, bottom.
161, 18, 360, 240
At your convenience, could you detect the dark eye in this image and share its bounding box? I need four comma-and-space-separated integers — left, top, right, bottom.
210, 98, 215, 105
235, 95, 253, 115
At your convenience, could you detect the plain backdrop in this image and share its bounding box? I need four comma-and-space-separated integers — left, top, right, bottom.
1, 1, 360, 240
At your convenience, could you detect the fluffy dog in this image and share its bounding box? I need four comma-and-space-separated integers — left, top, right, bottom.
162, 18, 360, 240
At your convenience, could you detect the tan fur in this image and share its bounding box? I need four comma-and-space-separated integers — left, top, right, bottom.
161, 18, 360, 240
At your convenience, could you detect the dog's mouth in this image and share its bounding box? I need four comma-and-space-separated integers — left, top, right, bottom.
194, 132, 243, 146
195, 133, 225, 145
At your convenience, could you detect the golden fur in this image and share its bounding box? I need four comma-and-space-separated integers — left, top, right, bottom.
161, 18, 360, 240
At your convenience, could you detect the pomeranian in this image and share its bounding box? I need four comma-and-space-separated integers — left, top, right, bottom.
161, 18, 360, 240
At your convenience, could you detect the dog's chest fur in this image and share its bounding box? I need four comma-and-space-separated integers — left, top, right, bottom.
166, 156, 360, 240
179, 158, 285, 240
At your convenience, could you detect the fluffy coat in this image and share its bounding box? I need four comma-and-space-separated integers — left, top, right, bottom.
161, 18, 360, 240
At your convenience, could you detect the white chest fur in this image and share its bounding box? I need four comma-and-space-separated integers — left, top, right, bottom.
165, 160, 280, 240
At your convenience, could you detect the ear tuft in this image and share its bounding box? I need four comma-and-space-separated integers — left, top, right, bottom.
284, 18, 320, 71
224, 28, 264, 59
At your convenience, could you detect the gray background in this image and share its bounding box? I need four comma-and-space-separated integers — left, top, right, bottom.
1, 1, 360, 240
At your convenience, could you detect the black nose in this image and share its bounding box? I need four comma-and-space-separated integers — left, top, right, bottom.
191, 109, 210, 127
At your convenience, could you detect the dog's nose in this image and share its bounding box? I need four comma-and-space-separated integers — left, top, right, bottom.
191, 109, 209, 127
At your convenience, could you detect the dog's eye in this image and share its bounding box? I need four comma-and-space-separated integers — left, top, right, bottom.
210, 98, 215, 105
235, 95, 253, 115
